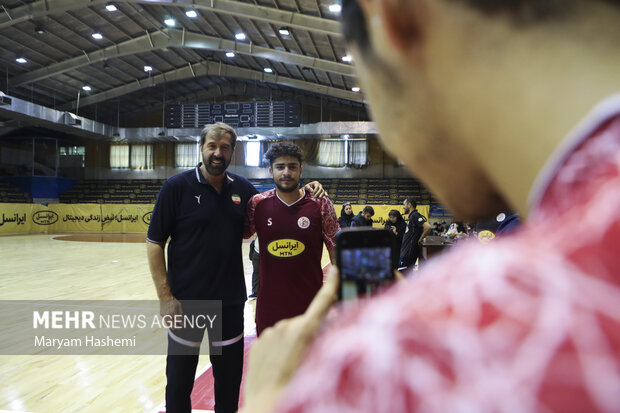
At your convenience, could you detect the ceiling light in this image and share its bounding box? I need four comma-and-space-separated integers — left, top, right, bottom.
235, 32, 246, 41
264, 67, 273, 73
15, 57, 27, 64
342, 55, 353, 62
105, 2, 117, 12
92, 32, 103, 40
351, 86, 360, 92
328, 3, 342, 13
34, 26, 45, 35
144, 65, 153, 72
185, 9, 198, 18
164, 18, 176, 27
278, 27, 290, 36
82, 86, 92, 91
225, 52, 235, 58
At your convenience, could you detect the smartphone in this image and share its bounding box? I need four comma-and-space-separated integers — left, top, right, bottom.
336, 228, 397, 301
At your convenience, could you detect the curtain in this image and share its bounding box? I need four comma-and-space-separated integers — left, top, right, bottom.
317, 140, 345, 167
130, 144, 154, 170
305, 139, 320, 164
347, 140, 368, 167
175, 143, 199, 168
110, 144, 130, 168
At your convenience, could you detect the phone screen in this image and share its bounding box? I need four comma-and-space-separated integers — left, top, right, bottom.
340, 246, 393, 300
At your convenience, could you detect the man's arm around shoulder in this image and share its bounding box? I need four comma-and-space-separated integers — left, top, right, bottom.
320, 197, 339, 264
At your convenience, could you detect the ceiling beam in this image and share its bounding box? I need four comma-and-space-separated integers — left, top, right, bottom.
0, 0, 342, 36
11, 28, 354, 87
60, 60, 363, 110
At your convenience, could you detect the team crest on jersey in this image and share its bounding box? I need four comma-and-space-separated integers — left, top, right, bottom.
231, 194, 241, 204
297, 216, 310, 229
268, 239, 305, 258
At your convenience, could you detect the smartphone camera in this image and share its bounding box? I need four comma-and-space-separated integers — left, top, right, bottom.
336, 228, 396, 301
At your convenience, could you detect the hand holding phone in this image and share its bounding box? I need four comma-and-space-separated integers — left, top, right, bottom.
336, 228, 397, 301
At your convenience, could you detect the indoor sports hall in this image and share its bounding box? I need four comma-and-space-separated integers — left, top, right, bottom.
0, 1, 505, 412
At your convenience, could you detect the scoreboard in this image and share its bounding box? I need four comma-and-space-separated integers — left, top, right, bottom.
166, 101, 301, 129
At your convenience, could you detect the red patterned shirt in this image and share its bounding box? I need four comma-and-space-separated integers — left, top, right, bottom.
246, 189, 339, 335
277, 94, 620, 413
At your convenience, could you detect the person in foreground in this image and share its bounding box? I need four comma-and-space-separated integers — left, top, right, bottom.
240, 0, 620, 412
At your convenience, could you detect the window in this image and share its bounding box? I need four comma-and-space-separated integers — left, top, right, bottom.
175, 143, 199, 167
131, 144, 154, 170
317, 140, 345, 167
59, 146, 85, 167
110, 144, 130, 168
245, 141, 261, 166
346, 140, 368, 166
315, 138, 368, 168
110, 144, 153, 169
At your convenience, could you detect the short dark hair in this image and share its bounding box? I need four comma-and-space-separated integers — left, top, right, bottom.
342, 0, 371, 56
200, 123, 237, 148
362, 206, 375, 216
342, 0, 620, 55
264, 141, 303, 166
404, 198, 417, 208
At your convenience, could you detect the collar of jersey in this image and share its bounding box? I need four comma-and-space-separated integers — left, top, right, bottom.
276, 189, 306, 207
528, 91, 620, 211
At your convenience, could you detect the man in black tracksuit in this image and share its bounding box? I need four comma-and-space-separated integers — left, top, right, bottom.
398, 198, 431, 272
351, 206, 375, 227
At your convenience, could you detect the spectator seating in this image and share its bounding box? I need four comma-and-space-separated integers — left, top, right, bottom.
59, 179, 164, 204
55, 178, 438, 206
0, 179, 32, 203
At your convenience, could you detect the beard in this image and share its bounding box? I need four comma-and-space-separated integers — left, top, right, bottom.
275, 178, 299, 193
204, 154, 229, 176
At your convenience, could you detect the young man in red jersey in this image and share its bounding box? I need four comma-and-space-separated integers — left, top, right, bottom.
245, 142, 339, 335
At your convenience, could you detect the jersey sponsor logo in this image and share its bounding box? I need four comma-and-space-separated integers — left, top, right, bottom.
267, 239, 305, 258
194, 195, 201, 205
232, 194, 241, 204
267, 218, 273, 226
478, 230, 495, 243
297, 216, 310, 229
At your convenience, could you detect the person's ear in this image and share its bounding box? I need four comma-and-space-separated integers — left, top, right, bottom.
366, 0, 427, 54
269, 167, 273, 177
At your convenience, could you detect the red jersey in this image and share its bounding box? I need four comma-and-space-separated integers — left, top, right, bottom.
277, 96, 620, 413
246, 189, 338, 335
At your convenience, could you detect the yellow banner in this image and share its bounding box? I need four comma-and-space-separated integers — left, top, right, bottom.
100, 204, 153, 233
0, 204, 41, 235
51, 204, 105, 233
0, 203, 153, 235
0, 202, 426, 235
